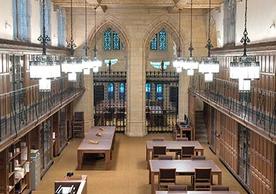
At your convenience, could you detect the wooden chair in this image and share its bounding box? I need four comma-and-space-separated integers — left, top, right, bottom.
176, 137, 189, 141
158, 155, 173, 160
168, 185, 187, 191
180, 146, 195, 159
211, 185, 230, 191
158, 168, 176, 190
191, 156, 206, 160
152, 146, 166, 159
152, 137, 165, 141
194, 168, 212, 191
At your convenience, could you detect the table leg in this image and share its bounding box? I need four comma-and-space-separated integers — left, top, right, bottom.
146, 148, 150, 169
77, 150, 83, 170
218, 172, 222, 185
151, 172, 155, 194
105, 150, 111, 170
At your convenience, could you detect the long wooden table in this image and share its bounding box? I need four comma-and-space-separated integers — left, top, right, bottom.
77, 126, 115, 170
149, 160, 222, 194
156, 191, 239, 194
146, 140, 204, 161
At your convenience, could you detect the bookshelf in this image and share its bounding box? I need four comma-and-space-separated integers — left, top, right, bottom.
53, 108, 68, 157
0, 135, 31, 194
72, 112, 84, 138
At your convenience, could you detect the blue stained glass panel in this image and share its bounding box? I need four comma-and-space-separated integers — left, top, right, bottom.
156, 84, 163, 100
108, 82, 114, 100
159, 29, 167, 50
113, 31, 120, 50
104, 29, 112, 50
146, 83, 151, 99
150, 34, 157, 50
119, 83, 125, 94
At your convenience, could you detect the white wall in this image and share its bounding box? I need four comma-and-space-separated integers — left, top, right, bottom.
0, 0, 14, 40
212, 5, 224, 47
51, 5, 58, 47
236, 0, 276, 44
0, 0, 63, 46
30, 0, 41, 44
213, 0, 276, 47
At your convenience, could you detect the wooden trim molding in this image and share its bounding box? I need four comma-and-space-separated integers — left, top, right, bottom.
212, 41, 276, 55
0, 38, 69, 55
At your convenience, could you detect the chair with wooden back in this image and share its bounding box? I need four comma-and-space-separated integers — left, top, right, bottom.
191, 156, 206, 160
211, 185, 230, 191
158, 168, 176, 190
194, 168, 212, 191
152, 137, 165, 141
158, 155, 173, 160
180, 146, 195, 159
152, 146, 166, 159
168, 185, 187, 191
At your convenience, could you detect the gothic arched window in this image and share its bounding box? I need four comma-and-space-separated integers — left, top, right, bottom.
103, 28, 121, 51
150, 29, 167, 51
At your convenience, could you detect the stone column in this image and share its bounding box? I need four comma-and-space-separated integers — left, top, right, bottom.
73, 73, 94, 132
125, 36, 147, 137
178, 72, 190, 121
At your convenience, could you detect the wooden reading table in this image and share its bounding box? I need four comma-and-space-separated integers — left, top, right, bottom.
156, 191, 239, 194
146, 140, 204, 161
77, 126, 115, 170
149, 160, 222, 194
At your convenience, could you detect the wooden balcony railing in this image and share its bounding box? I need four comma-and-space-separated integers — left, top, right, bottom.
190, 76, 276, 137
0, 76, 84, 146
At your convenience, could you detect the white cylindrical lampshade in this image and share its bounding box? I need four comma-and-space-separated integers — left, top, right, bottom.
204, 73, 213, 82
187, 69, 194, 76
39, 78, 51, 90
83, 68, 91, 75
92, 66, 99, 73
68, 72, 77, 81
239, 79, 251, 91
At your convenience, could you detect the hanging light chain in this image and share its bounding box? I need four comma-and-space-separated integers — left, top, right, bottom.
205, 0, 213, 57
84, 0, 89, 56
188, 0, 194, 57
38, 0, 51, 55
67, 0, 77, 56
93, 6, 98, 58
241, 0, 250, 56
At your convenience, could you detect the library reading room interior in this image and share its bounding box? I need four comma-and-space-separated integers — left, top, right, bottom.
0, 0, 275, 194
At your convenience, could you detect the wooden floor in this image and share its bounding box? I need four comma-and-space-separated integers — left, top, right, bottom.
34, 134, 248, 194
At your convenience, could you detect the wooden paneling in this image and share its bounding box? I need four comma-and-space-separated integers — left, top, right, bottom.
249, 131, 274, 194
217, 111, 238, 173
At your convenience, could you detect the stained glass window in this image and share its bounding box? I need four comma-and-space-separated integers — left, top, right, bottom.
156, 84, 163, 101
113, 32, 120, 50
150, 34, 158, 50
159, 29, 167, 50
108, 82, 114, 100
104, 29, 121, 51
150, 29, 167, 51
104, 29, 112, 50
119, 83, 125, 100
146, 83, 151, 99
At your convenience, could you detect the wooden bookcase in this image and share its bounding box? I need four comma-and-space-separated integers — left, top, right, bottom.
0, 135, 31, 194
29, 119, 54, 178
53, 108, 68, 157
72, 112, 84, 138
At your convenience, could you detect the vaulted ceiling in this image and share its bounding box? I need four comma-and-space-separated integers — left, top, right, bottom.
52, 0, 222, 11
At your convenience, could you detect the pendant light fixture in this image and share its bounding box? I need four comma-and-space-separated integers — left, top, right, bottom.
229, 0, 260, 91
183, 0, 199, 76
173, 9, 185, 73
198, 0, 219, 82
82, 0, 92, 75
29, 0, 61, 91
61, 0, 83, 81
90, 6, 102, 73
